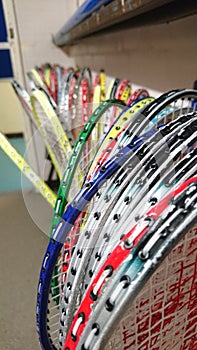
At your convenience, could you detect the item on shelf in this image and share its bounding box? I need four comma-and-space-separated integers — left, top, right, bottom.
12, 65, 130, 195
36, 87, 197, 350
11, 79, 37, 128
57, 69, 78, 140
127, 88, 150, 105
30, 88, 74, 180
70, 67, 92, 140
12, 79, 61, 189
102, 78, 131, 135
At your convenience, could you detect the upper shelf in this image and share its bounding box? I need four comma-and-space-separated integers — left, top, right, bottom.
53, 0, 197, 47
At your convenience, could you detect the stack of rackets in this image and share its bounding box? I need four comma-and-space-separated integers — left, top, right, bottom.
12, 64, 142, 197
31, 74, 197, 350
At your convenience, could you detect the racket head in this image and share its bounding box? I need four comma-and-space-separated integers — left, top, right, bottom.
53, 118, 184, 344
127, 88, 150, 105
58, 70, 78, 135
116, 79, 131, 104
59, 113, 197, 343
91, 88, 197, 177
74, 177, 197, 350
36, 124, 153, 350
50, 98, 126, 237
37, 89, 197, 350
63, 176, 197, 349
30, 88, 72, 178
86, 97, 154, 180
71, 67, 92, 140
11, 79, 37, 126
36, 99, 126, 350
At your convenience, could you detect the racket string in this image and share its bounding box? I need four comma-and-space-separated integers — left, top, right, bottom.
58, 178, 114, 341
33, 100, 69, 176
35, 83, 197, 350
82, 120, 197, 290
65, 115, 195, 284
104, 228, 197, 350
101, 193, 197, 349
63, 139, 197, 348
80, 219, 197, 349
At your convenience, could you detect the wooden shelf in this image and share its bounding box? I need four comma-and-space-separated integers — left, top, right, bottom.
53, 0, 197, 47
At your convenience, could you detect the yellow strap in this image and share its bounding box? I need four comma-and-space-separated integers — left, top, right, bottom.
0, 132, 56, 207
44, 67, 51, 87
121, 85, 131, 104
106, 79, 116, 100
91, 85, 102, 160
93, 85, 101, 110
100, 71, 106, 102
30, 69, 45, 88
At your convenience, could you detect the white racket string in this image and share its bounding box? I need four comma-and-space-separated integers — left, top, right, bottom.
77, 181, 197, 350
58, 115, 197, 342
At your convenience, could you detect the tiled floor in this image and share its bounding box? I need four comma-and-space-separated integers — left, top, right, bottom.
0, 190, 52, 350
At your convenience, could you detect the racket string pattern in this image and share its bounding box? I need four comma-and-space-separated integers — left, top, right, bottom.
50, 99, 126, 236
62, 177, 197, 349
35, 85, 197, 350
102, 79, 131, 136
60, 110, 197, 342
59, 113, 197, 343
87, 97, 155, 181
98, 224, 197, 350
51, 111, 196, 348
58, 70, 77, 134
47, 100, 126, 323
112, 235, 197, 350
71, 68, 92, 140
87, 90, 197, 184
82, 118, 197, 287
75, 179, 197, 350
30, 89, 73, 180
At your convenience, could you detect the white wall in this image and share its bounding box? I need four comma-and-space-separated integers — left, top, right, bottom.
13, 0, 76, 73
0, 81, 24, 133
60, 12, 197, 93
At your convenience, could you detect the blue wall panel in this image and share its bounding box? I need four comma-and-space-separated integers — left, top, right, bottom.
0, 0, 7, 42
0, 49, 13, 78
